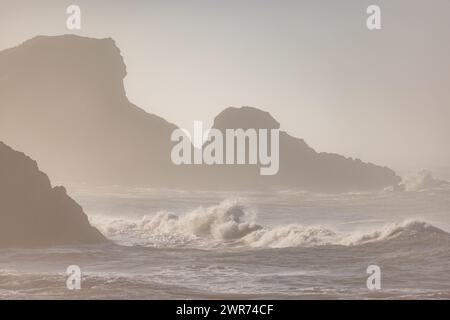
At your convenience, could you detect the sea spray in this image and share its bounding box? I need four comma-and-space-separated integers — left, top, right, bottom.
91, 200, 450, 249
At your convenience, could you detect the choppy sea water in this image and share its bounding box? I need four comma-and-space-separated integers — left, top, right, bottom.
1, 181, 449, 299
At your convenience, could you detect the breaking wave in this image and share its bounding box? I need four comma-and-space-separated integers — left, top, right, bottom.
400, 170, 450, 192
91, 200, 450, 249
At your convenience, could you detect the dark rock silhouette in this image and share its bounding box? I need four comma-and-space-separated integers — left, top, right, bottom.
0, 35, 400, 192
186, 106, 401, 192
0, 35, 179, 187
0, 141, 107, 247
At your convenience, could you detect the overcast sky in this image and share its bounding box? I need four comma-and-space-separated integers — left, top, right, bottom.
1, 0, 449, 174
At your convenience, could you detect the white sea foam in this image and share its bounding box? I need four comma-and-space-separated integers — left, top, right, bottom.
400, 170, 449, 192
91, 200, 449, 249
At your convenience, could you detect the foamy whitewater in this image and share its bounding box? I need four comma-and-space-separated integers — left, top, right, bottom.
1, 175, 449, 299
91, 200, 447, 249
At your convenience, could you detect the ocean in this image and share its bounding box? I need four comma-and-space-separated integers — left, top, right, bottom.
1, 176, 449, 299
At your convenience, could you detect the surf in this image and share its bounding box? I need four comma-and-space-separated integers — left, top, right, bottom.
90, 199, 450, 249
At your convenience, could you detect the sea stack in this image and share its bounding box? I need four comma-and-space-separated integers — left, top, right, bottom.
0, 141, 107, 247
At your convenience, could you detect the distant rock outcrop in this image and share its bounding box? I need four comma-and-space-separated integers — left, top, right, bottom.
0, 35, 400, 192
186, 107, 400, 192
0, 142, 107, 247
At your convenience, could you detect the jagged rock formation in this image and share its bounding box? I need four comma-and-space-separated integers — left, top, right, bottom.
0, 142, 107, 247
0, 35, 179, 187
0, 35, 400, 192
186, 106, 400, 192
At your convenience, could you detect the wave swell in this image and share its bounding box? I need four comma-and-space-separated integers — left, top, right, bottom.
91, 200, 449, 249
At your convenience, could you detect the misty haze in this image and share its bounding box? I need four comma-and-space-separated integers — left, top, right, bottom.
0, 0, 449, 301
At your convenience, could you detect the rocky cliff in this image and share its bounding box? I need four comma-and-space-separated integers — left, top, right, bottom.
0, 141, 107, 247
0, 35, 400, 192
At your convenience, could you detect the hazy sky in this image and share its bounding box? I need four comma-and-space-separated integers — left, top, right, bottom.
1, 0, 449, 173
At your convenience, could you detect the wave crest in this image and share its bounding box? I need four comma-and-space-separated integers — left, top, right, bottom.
91, 200, 449, 248
94, 200, 261, 246
400, 170, 449, 192
342, 220, 448, 246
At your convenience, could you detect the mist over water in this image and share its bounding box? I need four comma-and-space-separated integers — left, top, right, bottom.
1, 0, 450, 302
1, 180, 449, 299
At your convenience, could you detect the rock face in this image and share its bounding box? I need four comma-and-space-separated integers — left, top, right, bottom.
0, 35, 179, 187
186, 107, 401, 192
0, 142, 107, 247
0, 35, 400, 192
